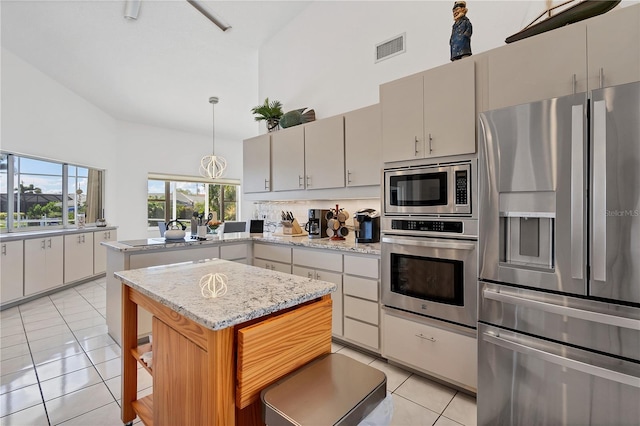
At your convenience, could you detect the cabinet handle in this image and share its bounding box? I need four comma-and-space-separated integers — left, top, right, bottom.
41, 240, 46, 250
107, 231, 111, 239
78, 235, 82, 244
264, 179, 269, 190
1, 244, 6, 256
47, 239, 52, 249
82, 235, 85, 243
298, 175, 304, 188
599, 67, 604, 89
307, 272, 314, 279
414, 136, 420, 156
572, 73, 577, 94
347, 170, 352, 184
415, 333, 436, 342
428, 133, 433, 154
306, 175, 311, 187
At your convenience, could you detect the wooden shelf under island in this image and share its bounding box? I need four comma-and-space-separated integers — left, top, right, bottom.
116, 258, 336, 426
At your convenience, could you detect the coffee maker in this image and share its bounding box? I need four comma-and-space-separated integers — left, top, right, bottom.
354, 209, 380, 243
305, 209, 329, 239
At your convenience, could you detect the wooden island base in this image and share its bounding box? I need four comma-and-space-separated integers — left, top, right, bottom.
121, 284, 332, 426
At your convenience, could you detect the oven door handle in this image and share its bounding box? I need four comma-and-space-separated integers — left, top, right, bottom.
382, 236, 476, 250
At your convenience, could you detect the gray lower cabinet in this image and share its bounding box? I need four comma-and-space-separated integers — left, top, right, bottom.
1, 240, 24, 304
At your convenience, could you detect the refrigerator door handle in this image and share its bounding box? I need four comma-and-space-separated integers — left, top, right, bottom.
592, 100, 607, 282
482, 331, 640, 388
571, 104, 585, 280
483, 288, 640, 330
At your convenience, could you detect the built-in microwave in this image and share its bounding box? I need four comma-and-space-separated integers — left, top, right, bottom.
383, 160, 474, 216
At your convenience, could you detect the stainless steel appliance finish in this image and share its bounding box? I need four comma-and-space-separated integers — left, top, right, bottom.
478, 81, 640, 303
383, 158, 476, 217
478, 81, 640, 425
306, 209, 329, 239
381, 230, 478, 328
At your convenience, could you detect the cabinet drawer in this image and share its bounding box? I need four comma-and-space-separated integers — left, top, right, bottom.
293, 248, 342, 272
344, 295, 378, 325
383, 312, 477, 390
343, 275, 378, 301
344, 255, 379, 279
343, 317, 379, 350
236, 297, 332, 408
220, 243, 248, 260
254, 243, 291, 264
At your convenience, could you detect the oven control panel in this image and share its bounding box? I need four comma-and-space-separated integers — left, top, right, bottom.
391, 220, 463, 233
455, 170, 468, 205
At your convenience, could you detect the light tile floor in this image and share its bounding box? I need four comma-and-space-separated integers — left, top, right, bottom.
0, 277, 477, 425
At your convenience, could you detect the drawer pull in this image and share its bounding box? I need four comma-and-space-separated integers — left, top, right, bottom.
415, 333, 436, 342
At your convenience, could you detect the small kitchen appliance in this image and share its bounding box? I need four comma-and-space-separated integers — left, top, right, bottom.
354, 209, 380, 243
306, 209, 329, 239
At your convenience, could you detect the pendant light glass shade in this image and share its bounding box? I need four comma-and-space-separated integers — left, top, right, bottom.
200, 96, 227, 179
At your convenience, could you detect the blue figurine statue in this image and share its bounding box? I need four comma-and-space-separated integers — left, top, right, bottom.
450, 1, 472, 61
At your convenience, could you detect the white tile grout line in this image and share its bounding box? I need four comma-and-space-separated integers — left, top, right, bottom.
4, 279, 118, 426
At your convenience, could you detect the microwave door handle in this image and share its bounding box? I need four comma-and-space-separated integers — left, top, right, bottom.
482, 332, 640, 388
382, 236, 476, 251
571, 104, 585, 280
592, 100, 607, 282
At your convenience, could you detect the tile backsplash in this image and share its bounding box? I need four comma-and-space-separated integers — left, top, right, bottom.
251, 199, 381, 232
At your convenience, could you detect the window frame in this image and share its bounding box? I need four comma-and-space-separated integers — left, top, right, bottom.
0, 152, 105, 233
147, 173, 241, 231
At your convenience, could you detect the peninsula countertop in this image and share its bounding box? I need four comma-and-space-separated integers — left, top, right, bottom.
114, 258, 337, 331
104, 231, 381, 256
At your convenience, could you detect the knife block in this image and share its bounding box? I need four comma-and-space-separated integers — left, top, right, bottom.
282, 219, 303, 235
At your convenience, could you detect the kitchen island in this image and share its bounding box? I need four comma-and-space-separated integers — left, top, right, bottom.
116, 258, 335, 426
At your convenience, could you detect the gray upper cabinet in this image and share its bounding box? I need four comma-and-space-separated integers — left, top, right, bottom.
304, 115, 345, 190
344, 104, 382, 187
243, 134, 271, 193
487, 22, 588, 111
586, 4, 640, 91
271, 125, 305, 191
381, 58, 476, 163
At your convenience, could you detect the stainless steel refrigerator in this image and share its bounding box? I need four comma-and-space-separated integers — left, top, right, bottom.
477, 81, 640, 425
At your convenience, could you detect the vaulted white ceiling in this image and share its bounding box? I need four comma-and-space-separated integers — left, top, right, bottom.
1, 0, 312, 140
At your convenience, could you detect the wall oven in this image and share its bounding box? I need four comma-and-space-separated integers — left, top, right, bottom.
381, 218, 478, 329
383, 160, 474, 217
382, 157, 478, 328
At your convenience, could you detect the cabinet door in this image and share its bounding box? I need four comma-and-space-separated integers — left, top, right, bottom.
243, 134, 271, 193
383, 312, 477, 391
292, 266, 343, 337
1, 240, 24, 304
380, 72, 424, 163
25, 237, 63, 296
587, 4, 640, 90
344, 105, 382, 187
487, 22, 587, 110
64, 233, 94, 283
94, 230, 117, 274
304, 115, 345, 190
423, 59, 476, 157
271, 126, 305, 191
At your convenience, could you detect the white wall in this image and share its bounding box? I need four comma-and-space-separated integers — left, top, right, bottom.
1, 48, 243, 240
258, 1, 548, 119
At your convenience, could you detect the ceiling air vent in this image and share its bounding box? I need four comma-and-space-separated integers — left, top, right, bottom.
375, 33, 406, 63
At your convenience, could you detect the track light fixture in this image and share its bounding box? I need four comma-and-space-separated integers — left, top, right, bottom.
187, 0, 232, 32
124, 0, 140, 20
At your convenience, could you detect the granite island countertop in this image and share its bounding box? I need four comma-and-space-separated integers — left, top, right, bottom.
114, 258, 337, 331
105, 232, 380, 256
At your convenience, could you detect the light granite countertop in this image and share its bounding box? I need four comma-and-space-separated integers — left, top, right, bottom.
0, 226, 118, 242
115, 258, 336, 331
105, 232, 380, 256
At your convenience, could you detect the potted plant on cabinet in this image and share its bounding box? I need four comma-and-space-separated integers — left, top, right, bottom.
251, 98, 283, 132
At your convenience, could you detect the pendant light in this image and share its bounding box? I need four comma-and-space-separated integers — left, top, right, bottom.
200, 96, 227, 179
